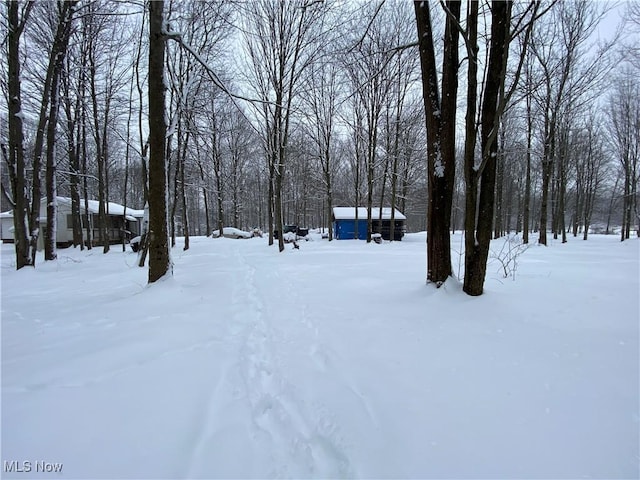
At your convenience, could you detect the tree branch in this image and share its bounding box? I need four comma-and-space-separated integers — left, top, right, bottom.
439, 0, 476, 64
347, 0, 386, 54
164, 30, 276, 106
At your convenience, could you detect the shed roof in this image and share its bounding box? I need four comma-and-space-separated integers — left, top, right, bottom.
332, 207, 406, 221
47, 197, 144, 221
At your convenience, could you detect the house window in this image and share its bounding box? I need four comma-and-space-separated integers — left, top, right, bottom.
66, 214, 89, 229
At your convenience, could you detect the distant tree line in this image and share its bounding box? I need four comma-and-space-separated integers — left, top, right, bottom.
2, 0, 639, 292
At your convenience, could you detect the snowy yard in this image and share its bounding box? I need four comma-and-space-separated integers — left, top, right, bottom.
1, 233, 638, 479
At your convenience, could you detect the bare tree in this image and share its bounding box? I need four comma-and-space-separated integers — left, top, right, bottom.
225, 108, 256, 229
61, 35, 86, 250
210, 96, 225, 238
4, 0, 34, 269
86, 2, 131, 253
414, 0, 460, 285
44, 1, 75, 261
607, 70, 640, 240
462, 1, 512, 295
532, 1, 613, 245
242, 0, 325, 251
343, 2, 407, 243
148, 0, 171, 283
625, 1, 640, 68
571, 115, 607, 240
303, 57, 340, 240
521, 48, 536, 244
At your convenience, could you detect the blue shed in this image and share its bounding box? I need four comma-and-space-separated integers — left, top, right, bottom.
332, 207, 407, 240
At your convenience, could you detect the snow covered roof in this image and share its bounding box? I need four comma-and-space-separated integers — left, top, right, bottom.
332, 207, 406, 221
0, 211, 13, 219
47, 197, 144, 221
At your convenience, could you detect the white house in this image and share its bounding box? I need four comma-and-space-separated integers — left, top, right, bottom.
1, 198, 145, 247
42, 197, 145, 247
1, 211, 14, 243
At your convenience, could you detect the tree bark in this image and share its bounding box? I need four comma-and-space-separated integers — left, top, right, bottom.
523, 72, 533, 243
45, 2, 74, 261
88, 26, 109, 253
148, 0, 171, 283
414, 0, 460, 285
62, 54, 84, 249
181, 133, 190, 251
6, 0, 33, 269
463, 1, 511, 296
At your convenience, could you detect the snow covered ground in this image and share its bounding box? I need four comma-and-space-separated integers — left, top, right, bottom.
1, 232, 638, 479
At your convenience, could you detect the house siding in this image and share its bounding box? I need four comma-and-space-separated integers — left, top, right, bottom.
1, 214, 14, 242
39, 197, 144, 247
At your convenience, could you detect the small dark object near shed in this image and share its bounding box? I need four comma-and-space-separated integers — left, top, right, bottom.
130, 236, 142, 252
275, 225, 309, 239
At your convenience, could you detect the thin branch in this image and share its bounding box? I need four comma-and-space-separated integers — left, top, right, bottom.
439, 0, 477, 64
384, 41, 419, 54
347, 0, 386, 54
57, 170, 99, 182
164, 31, 275, 106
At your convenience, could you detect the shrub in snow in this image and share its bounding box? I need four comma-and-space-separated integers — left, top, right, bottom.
490, 234, 529, 280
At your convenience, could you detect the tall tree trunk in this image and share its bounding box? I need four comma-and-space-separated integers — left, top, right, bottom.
170, 127, 180, 246
464, 0, 511, 296
390, 115, 400, 242
29, 2, 76, 264
63, 57, 84, 249
605, 172, 621, 235
88, 36, 109, 253
6, 0, 33, 269
539, 153, 553, 245
45, 71, 60, 261
44, 1, 74, 260
551, 160, 559, 240
494, 141, 504, 239
212, 111, 224, 239
197, 160, 211, 236
275, 126, 285, 252
623, 161, 631, 241
148, 0, 171, 283
167, 135, 177, 246
123, 53, 136, 252
523, 78, 533, 244
267, 153, 275, 245
366, 119, 375, 243
181, 131, 190, 251
82, 99, 92, 249
353, 109, 363, 240
102, 115, 110, 253
559, 153, 567, 243
414, 0, 460, 285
